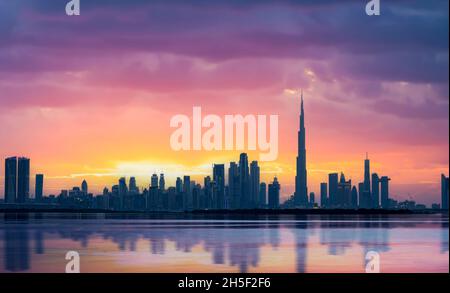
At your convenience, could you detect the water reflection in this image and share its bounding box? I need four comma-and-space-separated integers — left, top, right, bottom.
0, 213, 448, 273
4, 225, 30, 272
442, 216, 449, 254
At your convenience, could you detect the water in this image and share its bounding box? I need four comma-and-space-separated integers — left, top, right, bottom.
0, 213, 448, 273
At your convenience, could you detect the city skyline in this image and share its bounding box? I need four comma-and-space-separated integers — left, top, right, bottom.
2, 94, 447, 210
0, 0, 448, 205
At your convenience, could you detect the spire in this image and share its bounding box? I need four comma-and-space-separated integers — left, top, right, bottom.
366, 152, 368, 160
301, 89, 304, 113
300, 89, 305, 129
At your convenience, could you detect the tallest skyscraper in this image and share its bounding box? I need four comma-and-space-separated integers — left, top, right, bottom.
295, 91, 308, 207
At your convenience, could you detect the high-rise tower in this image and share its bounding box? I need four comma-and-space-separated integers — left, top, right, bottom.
17, 157, 30, 204
213, 164, 225, 209
35, 174, 44, 202
239, 153, 250, 208
295, 91, 308, 207
4, 157, 17, 203
364, 153, 371, 194
250, 161, 260, 208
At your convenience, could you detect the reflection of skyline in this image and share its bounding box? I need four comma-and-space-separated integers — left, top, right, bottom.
0, 214, 448, 273
441, 214, 449, 254
4, 225, 30, 272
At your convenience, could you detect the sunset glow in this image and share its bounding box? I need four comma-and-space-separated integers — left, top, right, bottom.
0, 0, 448, 205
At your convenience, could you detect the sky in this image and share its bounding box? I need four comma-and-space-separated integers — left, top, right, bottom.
0, 0, 448, 205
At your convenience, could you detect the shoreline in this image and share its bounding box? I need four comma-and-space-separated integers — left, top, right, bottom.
0, 207, 447, 215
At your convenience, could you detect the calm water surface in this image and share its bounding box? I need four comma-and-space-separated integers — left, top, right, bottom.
0, 213, 448, 273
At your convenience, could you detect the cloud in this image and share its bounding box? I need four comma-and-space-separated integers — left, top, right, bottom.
0, 0, 447, 203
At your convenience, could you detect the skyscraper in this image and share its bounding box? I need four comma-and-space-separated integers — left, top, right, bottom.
363, 153, 371, 195
17, 157, 30, 203
358, 182, 366, 208
309, 192, 315, 207
380, 176, 391, 209
183, 175, 191, 210
81, 180, 88, 195
320, 182, 328, 208
204, 176, 212, 209
159, 174, 165, 191
250, 161, 260, 208
228, 162, 239, 209
239, 153, 250, 208
294, 91, 308, 207
328, 173, 338, 208
4, 157, 17, 203
371, 173, 380, 208
213, 164, 225, 209
129, 177, 138, 194
191, 183, 199, 210
35, 174, 44, 202
337, 172, 352, 208
176, 177, 183, 193
259, 182, 267, 208
118, 177, 128, 209
441, 174, 449, 210
351, 186, 358, 208
151, 174, 159, 188
268, 177, 280, 209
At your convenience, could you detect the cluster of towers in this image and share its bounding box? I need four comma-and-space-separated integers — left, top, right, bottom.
3, 157, 43, 204
80, 153, 281, 211
292, 92, 391, 209
318, 155, 391, 209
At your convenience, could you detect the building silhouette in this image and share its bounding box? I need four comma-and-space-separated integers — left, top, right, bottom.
228, 162, 239, 209
371, 173, 380, 208
213, 164, 225, 209
239, 153, 250, 208
351, 186, 358, 208
81, 179, 88, 195
328, 173, 338, 208
35, 174, 44, 202
183, 175, 191, 210
4, 157, 30, 204
337, 173, 352, 208
129, 177, 138, 194
294, 91, 308, 207
204, 176, 213, 209
268, 177, 280, 209
259, 182, 267, 208
250, 161, 260, 208
151, 174, 158, 188
309, 192, 315, 207
380, 176, 391, 209
363, 153, 371, 195
320, 182, 328, 208
159, 174, 165, 192
176, 177, 182, 193
118, 177, 128, 210
4, 157, 17, 203
358, 182, 367, 208
17, 157, 30, 203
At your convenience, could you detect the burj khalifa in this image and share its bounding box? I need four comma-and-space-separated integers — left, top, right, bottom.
294, 91, 308, 207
